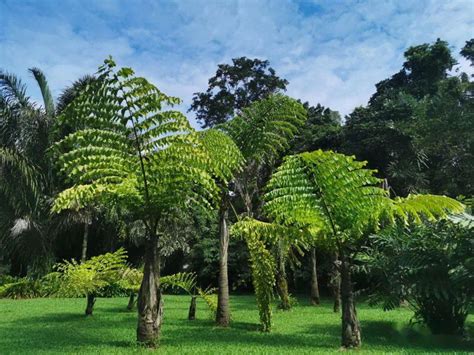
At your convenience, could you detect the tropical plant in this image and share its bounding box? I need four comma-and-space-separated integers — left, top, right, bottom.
53, 248, 128, 315
209, 94, 306, 327
0, 68, 58, 276
258, 150, 463, 347
361, 219, 473, 335
232, 218, 311, 331
52, 57, 238, 346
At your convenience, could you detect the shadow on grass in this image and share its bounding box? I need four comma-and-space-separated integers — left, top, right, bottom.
361, 320, 474, 352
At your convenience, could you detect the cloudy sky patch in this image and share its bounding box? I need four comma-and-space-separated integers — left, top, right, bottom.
1, 0, 473, 127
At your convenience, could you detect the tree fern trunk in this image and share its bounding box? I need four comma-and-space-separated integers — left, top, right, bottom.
85, 294, 95, 316
331, 252, 341, 313
188, 296, 197, 320
340, 251, 361, 348
82, 223, 94, 316
81, 222, 89, 261
276, 252, 291, 310
127, 293, 135, 311
310, 248, 320, 305
216, 203, 230, 327
137, 236, 163, 347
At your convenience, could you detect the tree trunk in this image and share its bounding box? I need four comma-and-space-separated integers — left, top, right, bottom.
137, 236, 163, 347
81, 223, 94, 315
330, 253, 341, 313
85, 294, 95, 316
188, 296, 197, 320
310, 248, 320, 305
276, 273, 291, 310
340, 251, 361, 348
127, 293, 136, 311
216, 203, 231, 327
276, 251, 291, 310
81, 222, 89, 262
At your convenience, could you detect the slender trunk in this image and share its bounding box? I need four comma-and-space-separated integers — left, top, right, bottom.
81, 222, 89, 262
216, 202, 230, 327
310, 248, 320, 305
85, 294, 95, 316
127, 293, 136, 311
340, 251, 361, 348
137, 236, 163, 347
81, 223, 94, 315
330, 253, 341, 313
276, 251, 291, 310
188, 296, 197, 320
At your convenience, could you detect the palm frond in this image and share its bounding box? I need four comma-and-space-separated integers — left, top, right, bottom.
29, 67, 55, 116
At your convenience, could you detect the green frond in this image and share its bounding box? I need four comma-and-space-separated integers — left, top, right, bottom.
29, 67, 55, 116
388, 194, 465, 224
54, 248, 128, 297
264, 150, 464, 244
220, 94, 307, 163
0, 147, 40, 212
53, 57, 223, 218
198, 129, 244, 183
160, 272, 197, 295
0, 70, 29, 107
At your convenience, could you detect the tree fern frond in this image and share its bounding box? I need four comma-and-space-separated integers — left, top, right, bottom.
220, 94, 307, 162
160, 272, 197, 294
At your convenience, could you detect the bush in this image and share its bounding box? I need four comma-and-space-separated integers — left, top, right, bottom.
0, 278, 42, 299
362, 219, 473, 335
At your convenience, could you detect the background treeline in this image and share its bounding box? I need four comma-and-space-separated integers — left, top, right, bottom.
0, 38, 473, 296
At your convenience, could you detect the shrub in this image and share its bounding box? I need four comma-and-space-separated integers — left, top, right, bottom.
362, 219, 473, 335
0, 278, 42, 299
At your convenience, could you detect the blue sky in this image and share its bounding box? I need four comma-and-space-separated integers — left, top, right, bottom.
1, 0, 473, 127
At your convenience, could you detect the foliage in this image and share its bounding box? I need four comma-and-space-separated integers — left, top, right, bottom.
264, 150, 464, 242
232, 219, 311, 331
361, 220, 474, 335
52, 57, 235, 220
341, 39, 474, 197
53, 248, 127, 298
0, 277, 42, 299
190, 57, 288, 128
196, 286, 218, 318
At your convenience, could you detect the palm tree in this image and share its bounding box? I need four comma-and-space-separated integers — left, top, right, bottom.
0, 68, 56, 275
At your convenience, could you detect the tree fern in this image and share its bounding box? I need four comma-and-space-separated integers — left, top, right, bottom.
52, 57, 239, 345
260, 149, 463, 347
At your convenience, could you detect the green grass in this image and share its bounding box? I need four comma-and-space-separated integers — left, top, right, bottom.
0, 295, 472, 354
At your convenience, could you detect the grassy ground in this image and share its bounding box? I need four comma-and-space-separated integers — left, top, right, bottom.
0, 295, 472, 354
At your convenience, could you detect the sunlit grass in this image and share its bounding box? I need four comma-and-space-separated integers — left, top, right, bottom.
0, 295, 472, 354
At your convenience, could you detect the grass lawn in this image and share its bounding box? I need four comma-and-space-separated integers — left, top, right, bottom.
0, 295, 472, 354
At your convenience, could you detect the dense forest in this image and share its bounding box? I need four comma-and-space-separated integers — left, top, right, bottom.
1, 38, 473, 349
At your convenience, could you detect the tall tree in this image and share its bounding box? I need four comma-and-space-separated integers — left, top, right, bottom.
341, 39, 473, 197
190, 57, 288, 128
211, 94, 306, 326
0, 68, 56, 275
52, 58, 240, 346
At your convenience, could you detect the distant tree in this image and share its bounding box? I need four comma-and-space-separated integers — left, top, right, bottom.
189, 57, 288, 128
460, 38, 474, 66
341, 39, 473, 197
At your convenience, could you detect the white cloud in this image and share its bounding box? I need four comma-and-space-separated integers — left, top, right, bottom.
1, 0, 472, 128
